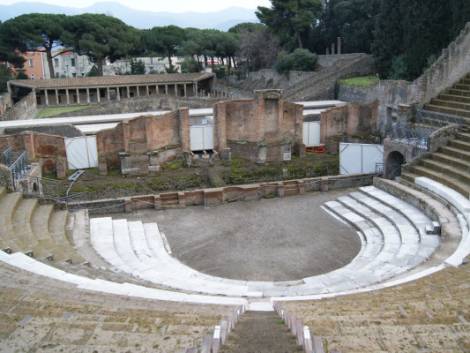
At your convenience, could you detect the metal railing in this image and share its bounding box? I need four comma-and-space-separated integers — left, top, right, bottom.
1, 147, 13, 166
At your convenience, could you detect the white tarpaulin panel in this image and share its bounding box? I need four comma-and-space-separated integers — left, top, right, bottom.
65, 136, 98, 170
190, 125, 214, 151
303, 121, 321, 147
340, 143, 384, 175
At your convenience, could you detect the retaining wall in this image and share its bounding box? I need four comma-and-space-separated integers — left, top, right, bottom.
68, 173, 375, 215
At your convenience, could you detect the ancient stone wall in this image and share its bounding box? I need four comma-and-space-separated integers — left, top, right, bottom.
320, 102, 379, 152
0, 93, 12, 118
68, 173, 375, 215
338, 22, 470, 132
0, 132, 67, 178
97, 109, 190, 175
214, 90, 304, 163
2, 91, 38, 121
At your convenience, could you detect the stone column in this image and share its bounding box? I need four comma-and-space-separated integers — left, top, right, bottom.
183, 83, 187, 97
331, 43, 335, 55
107, 87, 111, 101
96, 88, 101, 103
117, 87, 121, 101
146, 85, 150, 96
76, 89, 81, 104
55, 89, 59, 105
66, 89, 70, 105
165, 84, 168, 95
44, 89, 49, 106
136, 86, 140, 97
194, 82, 198, 97
86, 88, 90, 104
178, 108, 190, 152
337, 37, 342, 55
127, 86, 130, 99
156, 85, 160, 95
175, 84, 179, 97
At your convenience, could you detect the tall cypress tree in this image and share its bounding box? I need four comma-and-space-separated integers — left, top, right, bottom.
371, 0, 403, 78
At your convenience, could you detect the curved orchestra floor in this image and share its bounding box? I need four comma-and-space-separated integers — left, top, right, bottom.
122, 189, 361, 282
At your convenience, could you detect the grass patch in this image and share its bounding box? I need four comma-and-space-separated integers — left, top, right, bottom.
36, 105, 91, 118
340, 75, 379, 88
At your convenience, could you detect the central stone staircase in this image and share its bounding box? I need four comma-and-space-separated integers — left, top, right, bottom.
402, 125, 470, 197
219, 312, 303, 353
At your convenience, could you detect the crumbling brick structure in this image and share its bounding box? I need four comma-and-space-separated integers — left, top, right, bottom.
97, 108, 190, 175
320, 101, 379, 153
214, 90, 304, 163
0, 132, 67, 178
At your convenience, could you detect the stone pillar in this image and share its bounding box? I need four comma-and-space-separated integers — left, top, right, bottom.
183, 83, 187, 97
146, 85, 150, 96
136, 86, 140, 97
86, 88, 90, 104
65, 89, 70, 105
76, 89, 81, 104
117, 87, 121, 101
331, 42, 335, 55
156, 85, 160, 95
178, 108, 190, 152
55, 89, 59, 105
44, 89, 49, 106
165, 85, 168, 95
337, 37, 342, 55
96, 88, 101, 103
107, 87, 111, 101
175, 84, 179, 97
214, 102, 228, 152
194, 82, 198, 97
127, 86, 130, 99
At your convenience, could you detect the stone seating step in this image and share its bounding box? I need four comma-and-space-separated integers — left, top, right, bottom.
431, 152, 470, 169
456, 132, 470, 142
408, 165, 470, 198
424, 104, 470, 119
431, 98, 470, 111
0, 193, 23, 252
12, 198, 38, 250
449, 138, 470, 152
439, 145, 470, 161
421, 158, 470, 184
455, 83, 470, 91
439, 93, 470, 104
49, 210, 84, 264
447, 88, 470, 97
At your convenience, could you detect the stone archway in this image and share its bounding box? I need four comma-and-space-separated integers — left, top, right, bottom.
385, 151, 405, 180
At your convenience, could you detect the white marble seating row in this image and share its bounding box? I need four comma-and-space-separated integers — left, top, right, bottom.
89, 186, 439, 297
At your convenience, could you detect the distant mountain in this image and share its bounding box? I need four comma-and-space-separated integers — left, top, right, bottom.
0, 2, 260, 30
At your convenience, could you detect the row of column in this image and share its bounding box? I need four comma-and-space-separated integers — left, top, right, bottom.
41, 82, 199, 106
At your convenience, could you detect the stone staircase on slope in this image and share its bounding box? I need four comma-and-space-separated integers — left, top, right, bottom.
402, 125, 470, 198
423, 73, 470, 125
219, 312, 303, 353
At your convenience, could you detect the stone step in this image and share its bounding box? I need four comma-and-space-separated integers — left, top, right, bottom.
219, 312, 303, 353
0, 187, 6, 199
49, 210, 85, 264
440, 145, 470, 161
420, 158, 470, 184
408, 165, 470, 198
447, 88, 470, 97
439, 93, 470, 104
400, 171, 418, 184
455, 83, 470, 91
12, 198, 38, 251
431, 98, 470, 111
456, 132, 470, 142
424, 104, 470, 119
449, 139, 470, 152
431, 152, 470, 169
0, 193, 23, 252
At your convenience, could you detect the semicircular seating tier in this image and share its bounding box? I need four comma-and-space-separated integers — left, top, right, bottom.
0, 173, 467, 304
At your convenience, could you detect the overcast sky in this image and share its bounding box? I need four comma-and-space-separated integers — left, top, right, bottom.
0, 0, 272, 12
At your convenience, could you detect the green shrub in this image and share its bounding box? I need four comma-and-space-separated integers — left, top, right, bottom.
181, 57, 202, 73
275, 49, 317, 74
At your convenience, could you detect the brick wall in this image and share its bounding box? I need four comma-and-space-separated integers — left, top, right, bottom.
320, 102, 379, 152
97, 109, 190, 175
0, 132, 67, 178
214, 90, 304, 162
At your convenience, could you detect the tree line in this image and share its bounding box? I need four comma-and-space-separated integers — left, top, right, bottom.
0, 0, 469, 90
